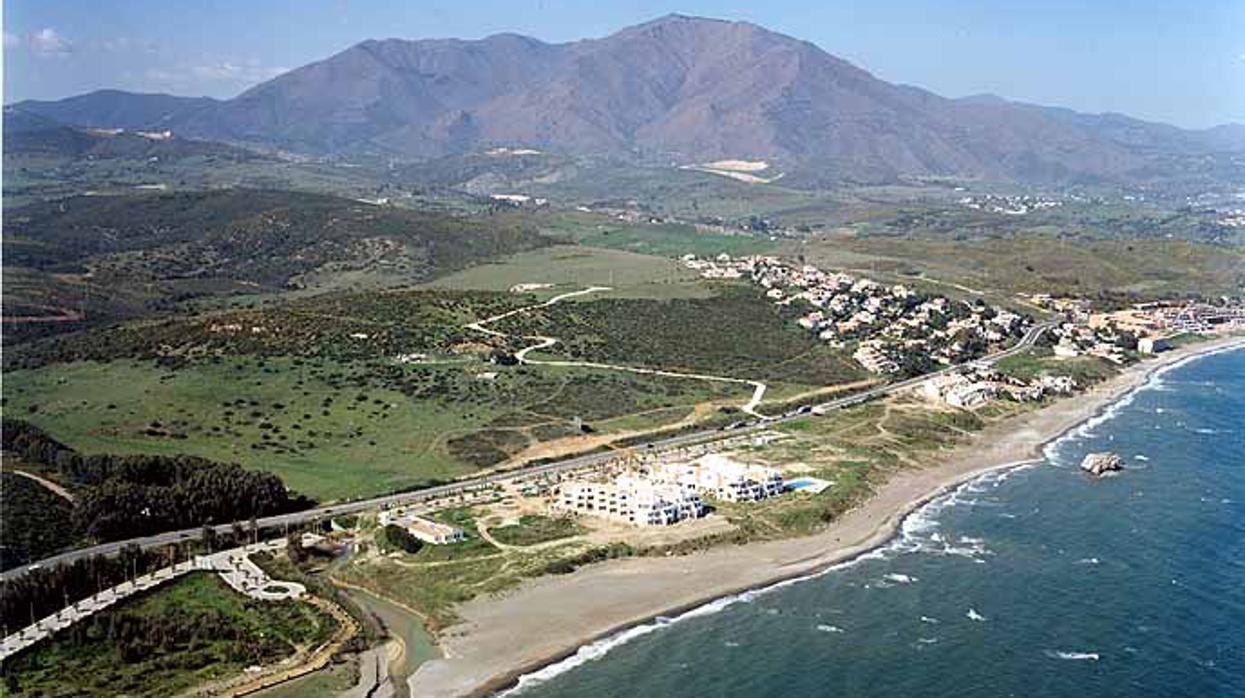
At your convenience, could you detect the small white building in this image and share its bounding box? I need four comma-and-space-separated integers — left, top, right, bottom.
379, 509, 466, 545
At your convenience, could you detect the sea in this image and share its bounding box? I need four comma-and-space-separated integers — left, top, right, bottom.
508, 346, 1245, 698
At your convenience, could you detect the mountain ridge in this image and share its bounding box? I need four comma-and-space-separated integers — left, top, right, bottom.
11, 14, 1244, 186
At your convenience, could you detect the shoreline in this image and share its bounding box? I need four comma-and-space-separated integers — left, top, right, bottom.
410, 336, 1245, 698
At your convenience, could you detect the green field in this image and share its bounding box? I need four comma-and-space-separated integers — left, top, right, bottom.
3, 357, 743, 501
423, 244, 714, 299
536, 211, 778, 258
797, 236, 1245, 298
0, 573, 337, 698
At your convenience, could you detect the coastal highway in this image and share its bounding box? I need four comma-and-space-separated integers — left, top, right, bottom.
1, 323, 1051, 582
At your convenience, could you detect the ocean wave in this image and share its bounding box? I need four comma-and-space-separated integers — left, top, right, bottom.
920, 616, 940, 624
966, 608, 987, 622
816, 624, 845, 634
500, 621, 668, 694
1046, 650, 1100, 661
884, 573, 918, 584
1075, 557, 1100, 565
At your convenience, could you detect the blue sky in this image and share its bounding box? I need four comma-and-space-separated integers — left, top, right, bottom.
4, 0, 1243, 128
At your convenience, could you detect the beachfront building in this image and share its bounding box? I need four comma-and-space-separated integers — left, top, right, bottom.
944, 382, 996, 408
649, 454, 784, 502
378, 509, 466, 545
552, 475, 704, 526
922, 372, 998, 408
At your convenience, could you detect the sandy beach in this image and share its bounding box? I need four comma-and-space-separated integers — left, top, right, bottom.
409, 336, 1245, 698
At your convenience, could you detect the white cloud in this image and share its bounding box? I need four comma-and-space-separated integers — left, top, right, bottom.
188, 60, 287, 82
142, 59, 287, 93
100, 37, 159, 53
27, 27, 73, 56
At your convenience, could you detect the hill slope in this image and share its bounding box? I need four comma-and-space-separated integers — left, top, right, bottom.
2, 189, 553, 342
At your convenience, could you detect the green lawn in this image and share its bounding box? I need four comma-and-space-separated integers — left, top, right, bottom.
0, 573, 337, 698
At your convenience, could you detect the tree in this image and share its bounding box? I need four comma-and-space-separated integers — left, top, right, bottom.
286, 532, 308, 564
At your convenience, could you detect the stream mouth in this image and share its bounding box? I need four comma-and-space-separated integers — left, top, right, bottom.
342, 586, 440, 697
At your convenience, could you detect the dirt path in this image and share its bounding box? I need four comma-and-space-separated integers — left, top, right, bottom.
8, 470, 76, 502
466, 286, 771, 417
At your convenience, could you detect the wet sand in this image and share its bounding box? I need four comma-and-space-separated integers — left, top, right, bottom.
410, 337, 1245, 697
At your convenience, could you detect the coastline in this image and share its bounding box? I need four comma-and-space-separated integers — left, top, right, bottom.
409, 336, 1245, 698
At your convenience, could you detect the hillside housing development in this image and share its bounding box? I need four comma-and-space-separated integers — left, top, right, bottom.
683, 254, 1031, 374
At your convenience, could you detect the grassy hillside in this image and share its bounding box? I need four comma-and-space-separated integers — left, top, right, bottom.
499, 286, 867, 388
6, 189, 550, 283
2, 190, 554, 343
799, 237, 1245, 298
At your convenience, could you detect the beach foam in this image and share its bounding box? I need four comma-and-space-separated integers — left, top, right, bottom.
1046, 650, 1100, 661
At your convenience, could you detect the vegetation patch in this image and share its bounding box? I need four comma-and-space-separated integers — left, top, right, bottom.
0, 572, 337, 698
498, 287, 866, 387
489, 515, 586, 547
0, 471, 77, 569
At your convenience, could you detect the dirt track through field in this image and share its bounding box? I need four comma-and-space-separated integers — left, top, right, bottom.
465, 287, 771, 416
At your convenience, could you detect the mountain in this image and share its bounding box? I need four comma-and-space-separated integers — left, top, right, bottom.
3, 106, 260, 161
11, 15, 1244, 186
14, 89, 218, 130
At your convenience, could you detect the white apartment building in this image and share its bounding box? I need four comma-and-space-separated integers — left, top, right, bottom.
553, 475, 704, 526
649, 454, 784, 503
